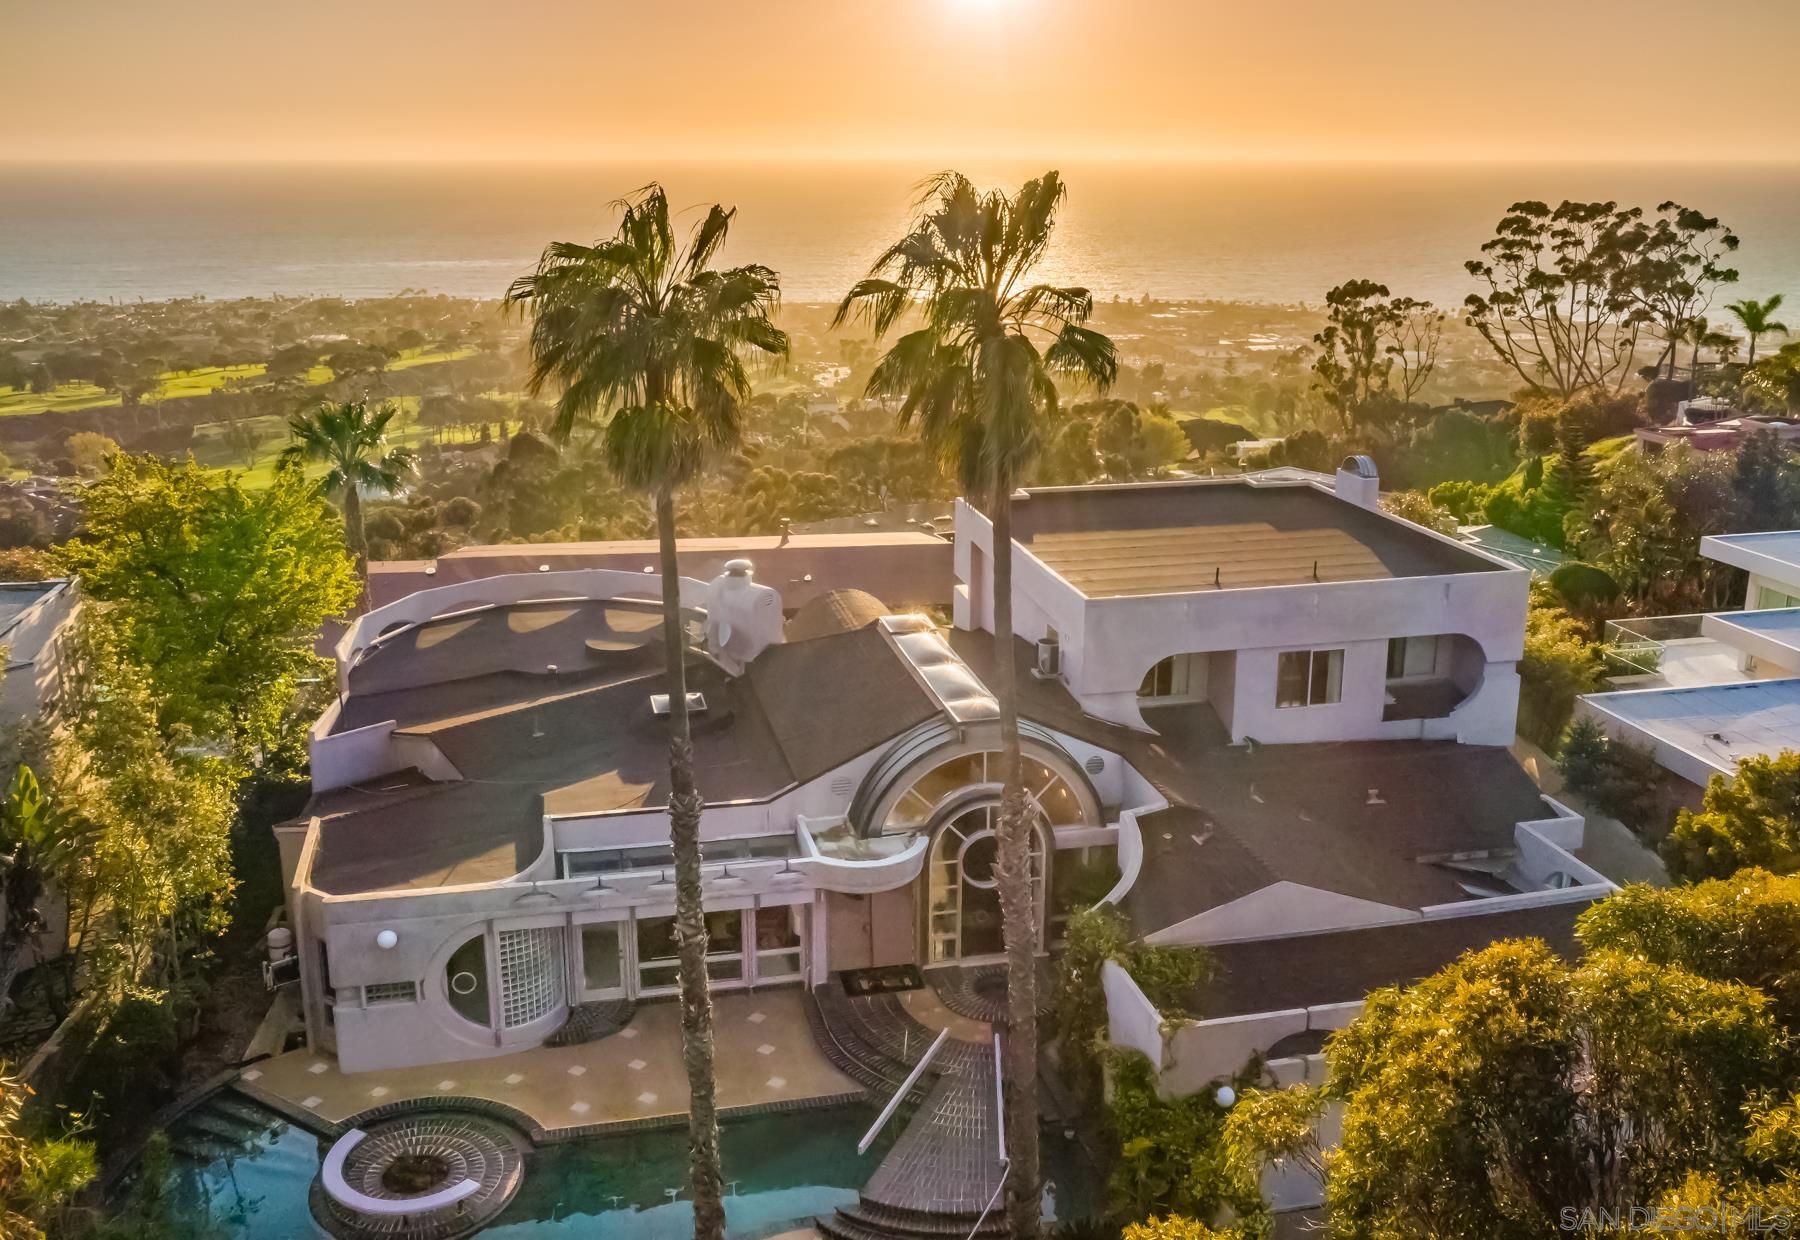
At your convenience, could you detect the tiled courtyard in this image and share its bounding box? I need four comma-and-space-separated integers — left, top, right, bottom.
242, 988, 856, 1134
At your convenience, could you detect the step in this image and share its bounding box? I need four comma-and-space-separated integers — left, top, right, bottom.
806, 989, 937, 1097
180, 1107, 267, 1146
840, 1199, 1009, 1236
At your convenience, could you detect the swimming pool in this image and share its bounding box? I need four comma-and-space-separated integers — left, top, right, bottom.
130, 1092, 1099, 1237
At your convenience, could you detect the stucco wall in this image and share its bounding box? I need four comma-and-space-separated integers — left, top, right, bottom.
956, 489, 1528, 746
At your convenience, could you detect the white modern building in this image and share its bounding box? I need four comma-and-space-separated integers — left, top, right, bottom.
1580, 531, 1800, 790
279, 464, 1600, 1075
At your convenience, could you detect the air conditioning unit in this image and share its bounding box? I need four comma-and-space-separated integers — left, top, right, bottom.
1033, 636, 1062, 680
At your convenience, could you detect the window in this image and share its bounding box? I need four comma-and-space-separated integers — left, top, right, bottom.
561, 834, 794, 878
1386, 636, 1439, 680
636, 915, 681, 991
753, 904, 803, 982
1276, 649, 1343, 708
444, 933, 490, 1026
1757, 586, 1800, 610
362, 980, 417, 1005
580, 922, 623, 994
1138, 654, 1200, 700
496, 926, 564, 1029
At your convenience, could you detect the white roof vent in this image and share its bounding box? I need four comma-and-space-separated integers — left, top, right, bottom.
703, 559, 785, 674
1340, 454, 1378, 478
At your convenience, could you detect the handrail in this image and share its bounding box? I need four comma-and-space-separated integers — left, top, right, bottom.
966, 1032, 1010, 1240
991, 1031, 1005, 1165
857, 1027, 949, 1155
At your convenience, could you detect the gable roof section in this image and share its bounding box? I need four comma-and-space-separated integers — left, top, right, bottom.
742, 625, 940, 784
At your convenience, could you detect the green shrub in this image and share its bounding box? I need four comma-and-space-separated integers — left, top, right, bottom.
1663, 750, 1800, 882
1053, 906, 1213, 1104
1558, 717, 1663, 832
1518, 590, 1606, 749
1106, 1051, 1263, 1228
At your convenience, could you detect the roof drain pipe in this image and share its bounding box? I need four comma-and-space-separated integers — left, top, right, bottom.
966, 1032, 1010, 1240
857, 1027, 950, 1155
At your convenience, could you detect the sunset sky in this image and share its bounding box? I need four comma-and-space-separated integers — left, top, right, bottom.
9, 0, 1800, 164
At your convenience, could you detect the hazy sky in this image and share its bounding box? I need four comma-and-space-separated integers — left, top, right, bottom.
8, 0, 1799, 163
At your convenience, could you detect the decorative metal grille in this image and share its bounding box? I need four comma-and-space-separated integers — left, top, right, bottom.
362, 980, 418, 1005
497, 927, 563, 1028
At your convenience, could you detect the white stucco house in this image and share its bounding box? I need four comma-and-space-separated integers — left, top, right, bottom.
954, 458, 1526, 746
278, 464, 1602, 1075
1579, 529, 1800, 791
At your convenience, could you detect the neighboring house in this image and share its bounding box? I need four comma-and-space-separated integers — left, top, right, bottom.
0, 578, 79, 982
279, 465, 1600, 1076
366, 532, 953, 613
1580, 531, 1800, 791
0, 578, 78, 730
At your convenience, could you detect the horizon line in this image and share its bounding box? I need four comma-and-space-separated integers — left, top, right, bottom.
11, 154, 1800, 170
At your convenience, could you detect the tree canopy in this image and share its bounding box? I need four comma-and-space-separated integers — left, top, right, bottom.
56, 455, 357, 769
1662, 751, 1800, 883
1230, 939, 1788, 1240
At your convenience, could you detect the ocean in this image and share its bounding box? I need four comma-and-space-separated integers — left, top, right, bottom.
2, 161, 1796, 307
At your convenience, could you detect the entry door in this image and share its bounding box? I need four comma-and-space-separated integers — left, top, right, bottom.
826, 893, 873, 973
577, 921, 626, 1000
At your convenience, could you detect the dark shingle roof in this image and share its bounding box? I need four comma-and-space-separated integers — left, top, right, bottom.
742, 625, 939, 783
1190, 900, 1591, 1019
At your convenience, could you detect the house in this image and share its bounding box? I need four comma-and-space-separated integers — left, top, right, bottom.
954, 458, 1526, 744
1579, 530, 1800, 791
0, 578, 78, 731
278, 462, 1600, 1075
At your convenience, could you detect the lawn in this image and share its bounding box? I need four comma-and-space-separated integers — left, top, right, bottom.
0, 347, 472, 418
190, 395, 490, 490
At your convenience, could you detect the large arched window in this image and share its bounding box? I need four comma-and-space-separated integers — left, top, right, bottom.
926, 802, 1049, 963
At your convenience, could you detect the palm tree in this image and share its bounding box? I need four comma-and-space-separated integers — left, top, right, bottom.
280, 399, 417, 593
507, 185, 786, 1240
836, 170, 1116, 1240
1726, 294, 1790, 366
1684, 315, 1736, 376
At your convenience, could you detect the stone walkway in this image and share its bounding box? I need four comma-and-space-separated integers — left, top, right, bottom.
244, 989, 857, 1137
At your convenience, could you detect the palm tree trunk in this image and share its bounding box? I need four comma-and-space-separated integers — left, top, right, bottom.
657, 485, 727, 1240
1748, 333, 1759, 367
342, 483, 368, 609
988, 483, 1042, 1240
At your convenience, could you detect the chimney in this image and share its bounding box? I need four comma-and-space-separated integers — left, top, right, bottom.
702, 558, 785, 674
1334, 455, 1380, 509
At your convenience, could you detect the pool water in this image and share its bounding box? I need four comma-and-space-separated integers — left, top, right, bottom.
129, 1093, 1100, 1238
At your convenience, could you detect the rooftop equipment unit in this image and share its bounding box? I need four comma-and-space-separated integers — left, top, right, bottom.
1033, 635, 1062, 680
650, 692, 708, 716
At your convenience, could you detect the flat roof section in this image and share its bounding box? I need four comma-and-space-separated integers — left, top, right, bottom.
1701, 530, 1800, 581
1584, 677, 1800, 780
1010, 482, 1503, 596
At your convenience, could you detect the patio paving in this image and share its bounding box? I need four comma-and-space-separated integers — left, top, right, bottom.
241, 988, 857, 1135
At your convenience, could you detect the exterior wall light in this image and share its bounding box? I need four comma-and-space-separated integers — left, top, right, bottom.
1215, 1085, 1237, 1108
375, 929, 398, 950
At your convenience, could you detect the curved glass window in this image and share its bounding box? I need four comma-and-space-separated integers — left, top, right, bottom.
926, 802, 1048, 964
877, 753, 1088, 837
444, 932, 490, 1027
